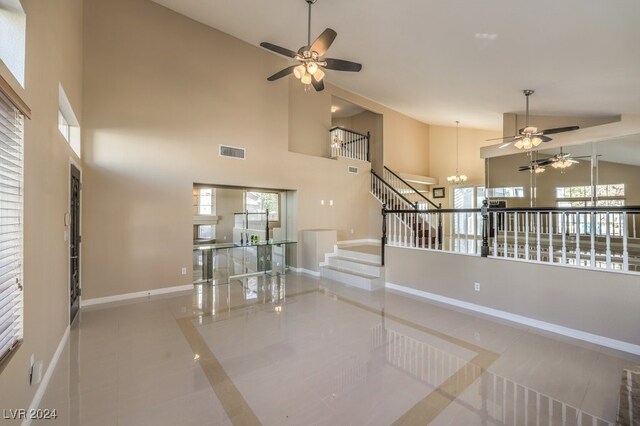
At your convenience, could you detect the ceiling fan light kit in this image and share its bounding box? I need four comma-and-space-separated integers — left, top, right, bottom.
518, 147, 587, 173
489, 90, 580, 150
260, 0, 362, 92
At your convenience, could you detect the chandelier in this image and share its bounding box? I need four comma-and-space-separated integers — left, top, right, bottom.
447, 121, 467, 184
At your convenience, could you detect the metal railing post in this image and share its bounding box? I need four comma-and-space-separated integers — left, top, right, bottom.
366, 131, 370, 162
481, 199, 489, 257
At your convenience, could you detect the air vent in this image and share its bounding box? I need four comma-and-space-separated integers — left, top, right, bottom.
347, 166, 358, 174
219, 145, 245, 159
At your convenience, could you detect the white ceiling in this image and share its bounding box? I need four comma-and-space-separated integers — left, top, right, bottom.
151, 0, 640, 130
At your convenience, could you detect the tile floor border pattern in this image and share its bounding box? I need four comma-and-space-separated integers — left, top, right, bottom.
175, 284, 500, 425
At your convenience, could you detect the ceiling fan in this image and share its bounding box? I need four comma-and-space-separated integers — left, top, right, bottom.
260, 0, 362, 92
518, 148, 592, 172
488, 90, 580, 150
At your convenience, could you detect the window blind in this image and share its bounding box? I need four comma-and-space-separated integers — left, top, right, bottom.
0, 90, 24, 366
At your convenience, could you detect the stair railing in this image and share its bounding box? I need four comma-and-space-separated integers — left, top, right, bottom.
383, 166, 440, 210
371, 171, 442, 256
330, 127, 370, 162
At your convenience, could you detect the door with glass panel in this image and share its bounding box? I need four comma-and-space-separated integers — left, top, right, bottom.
70, 164, 81, 324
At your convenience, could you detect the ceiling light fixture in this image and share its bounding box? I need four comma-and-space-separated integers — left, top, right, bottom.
447, 121, 468, 184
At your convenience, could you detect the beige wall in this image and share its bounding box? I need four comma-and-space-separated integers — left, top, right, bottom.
351, 110, 383, 173
0, 0, 83, 415
82, 0, 380, 300
332, 110, 384, 173
289, 81, 429, 176
428, 125, 501, 207
213, 188, 244, 243
386, 247, 640, 346
331, 116, 352, 128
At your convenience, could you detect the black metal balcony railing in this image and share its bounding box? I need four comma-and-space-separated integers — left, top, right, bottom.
330, 127, 369, 162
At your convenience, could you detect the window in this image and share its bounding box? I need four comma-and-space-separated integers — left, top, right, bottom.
485, 187, 524, 198
197, 188, 215, 215
197, 224, 214, 240
0, 91, 24, 367
58, 110, 70, 141
58, 84, 81, 157
556, 184, 625, 203
0, 0, 26, 87
246, 192, 279, 221
556, 184, 626, 236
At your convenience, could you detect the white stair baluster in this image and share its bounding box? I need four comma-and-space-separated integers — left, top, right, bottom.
536, 212, 541, 262
513, 212, 518, 259
576, 212, 581, 266
623, 212, 629, 271
605, 212, 612, 269
525, 212, 529, 260
561, 212, 567, 264
548, 212, 553, 263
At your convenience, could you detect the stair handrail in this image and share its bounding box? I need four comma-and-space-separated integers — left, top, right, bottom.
383, 166, 440, 209
330, 126, 369, 143
371, 170, 414, 207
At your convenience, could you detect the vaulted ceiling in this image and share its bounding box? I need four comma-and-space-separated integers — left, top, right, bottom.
151, 0, 640, 130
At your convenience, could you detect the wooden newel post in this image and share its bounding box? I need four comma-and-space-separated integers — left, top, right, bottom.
381, 203, 387, 266
481, 199, 489, 257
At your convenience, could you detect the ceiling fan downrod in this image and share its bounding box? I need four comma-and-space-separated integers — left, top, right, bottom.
523, 89, 534, 128
306, 0, 317, 47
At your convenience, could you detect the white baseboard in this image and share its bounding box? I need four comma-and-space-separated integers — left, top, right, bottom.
23, 326, 70, 426
81, 284, 194, 307
386, 282, 640, 356
337, 239, 379, 245
291, 267, 321, 277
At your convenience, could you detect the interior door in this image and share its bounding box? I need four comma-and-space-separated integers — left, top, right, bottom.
70, 164, 81, 324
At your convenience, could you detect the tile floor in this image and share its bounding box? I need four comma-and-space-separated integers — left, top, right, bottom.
34, 273, 638, 425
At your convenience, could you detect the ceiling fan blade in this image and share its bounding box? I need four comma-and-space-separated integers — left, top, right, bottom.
538, 135, 552, 143
267, 65, 297, 81
310, 28, 337, 56
486, 135, 519, 141
498, 140, 517, 148
323, 58, 362, 72
568, 159, 580, 164
540, 126, 579, 135
518, 166, 533, 171
311, 75, 324, 92
260, 42, 298, 59
536, 159, 555, 166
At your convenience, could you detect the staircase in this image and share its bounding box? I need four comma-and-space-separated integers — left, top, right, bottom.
370, 167, 443, 248
320, 245, 384, 291
317, 167, 441, 291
